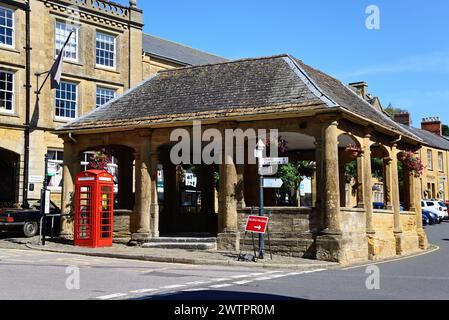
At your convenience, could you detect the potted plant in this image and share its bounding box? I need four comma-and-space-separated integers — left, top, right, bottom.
88, 148, 112, 171
345, 144, 364, 159
400, 151, 424, 177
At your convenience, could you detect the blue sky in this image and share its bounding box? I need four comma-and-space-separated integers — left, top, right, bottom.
119, 0, 449, 126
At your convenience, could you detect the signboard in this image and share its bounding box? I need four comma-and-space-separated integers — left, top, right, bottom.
44, 190, 51, 214
29, 175, 44, 183
245, 215, 269, 234
262, 178, 283, 188
259, 157, 289, 166
258, 165, 276, 176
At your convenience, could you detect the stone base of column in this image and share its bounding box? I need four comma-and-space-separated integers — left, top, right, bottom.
217, 232, 240, 251
395, 231, 420, 255
315, 233, 343, 263
367, 231, 396, 260
417, 229, 428, 250
128, 232, 152, 246
60, 218, 74, 240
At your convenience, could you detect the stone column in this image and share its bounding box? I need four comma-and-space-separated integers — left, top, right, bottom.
322, 121, 341, 234
150, 149, 159, 237
391, 145, 403, 254
314, 138, 324, 231
217, 123, 239, 251
415, 175, 428, 249
408, 171, 417, 212
384, 157, 393, 210
61, 140, 78, 237
131, 134, 152, 242
356, 155, 364, 208
362, 135, 375, 234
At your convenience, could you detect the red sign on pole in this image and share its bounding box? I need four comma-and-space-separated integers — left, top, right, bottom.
245, 215, 269, 234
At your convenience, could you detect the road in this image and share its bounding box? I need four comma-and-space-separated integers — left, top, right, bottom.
0, 222, 448, 300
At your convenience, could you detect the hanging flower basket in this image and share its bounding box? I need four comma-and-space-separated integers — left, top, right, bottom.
265, 136, 289, 154
401, 151, 424, 178
345, 144, 364, 159
87, 148, 112, 171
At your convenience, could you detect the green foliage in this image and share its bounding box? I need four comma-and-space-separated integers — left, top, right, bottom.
371, 158, 384, 181
344, 160, 357, 184
278, 160, 316, 192
442, 124, 449, 137
384, 103, 407, 118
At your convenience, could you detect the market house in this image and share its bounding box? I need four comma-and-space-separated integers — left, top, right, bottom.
55, 54, 428, 264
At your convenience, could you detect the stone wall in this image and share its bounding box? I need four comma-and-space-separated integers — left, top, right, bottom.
237, 207, 319, 258
339, 208, 368, 263
369, 210, 397, 260
113, 209, 132, 239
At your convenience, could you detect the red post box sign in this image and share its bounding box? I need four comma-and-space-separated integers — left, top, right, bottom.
74, 170, 114, 248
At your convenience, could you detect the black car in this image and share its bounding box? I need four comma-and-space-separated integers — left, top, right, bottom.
0, 199, 61, 237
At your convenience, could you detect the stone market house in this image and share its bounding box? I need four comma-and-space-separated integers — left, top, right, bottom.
56, 54, 428, 264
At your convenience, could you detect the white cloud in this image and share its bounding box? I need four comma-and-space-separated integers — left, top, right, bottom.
338, 51, 449, 78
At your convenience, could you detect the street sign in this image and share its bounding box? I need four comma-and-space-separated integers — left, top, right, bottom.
245, 215, 269, 234
259, 157, 289, 166
44, 190, 51, 214
258, 165, 276, 176
262, 178, 283, 188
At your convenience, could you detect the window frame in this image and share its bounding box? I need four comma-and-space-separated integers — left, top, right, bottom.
95, 86, 116, 108
55, 80, 78, 121
0, 6, 15, 49
95, 31, 117, 69
47, 149, 64, 192
55, 20, 79, 63
0, 69, 14, 114
427, 149, 433, 171
438, 151, 444, 172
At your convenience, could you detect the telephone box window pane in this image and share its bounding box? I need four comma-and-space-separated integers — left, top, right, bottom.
77, 186, 92, 239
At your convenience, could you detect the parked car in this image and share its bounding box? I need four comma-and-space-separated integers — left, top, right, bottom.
422, 213, 429, 226
422, 209, 439, 225
421, 200, 447, 223
0, 199, 61, 237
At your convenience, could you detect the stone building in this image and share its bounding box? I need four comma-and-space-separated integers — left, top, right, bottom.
0, 0, 225, 208
56, 54, 428, 264
394, 113, 449, 201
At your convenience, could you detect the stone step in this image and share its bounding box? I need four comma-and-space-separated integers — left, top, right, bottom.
141, 242, 217, 250
144, 237, 217, 243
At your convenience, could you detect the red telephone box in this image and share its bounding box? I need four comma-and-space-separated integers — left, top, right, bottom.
74, 170, 114, 248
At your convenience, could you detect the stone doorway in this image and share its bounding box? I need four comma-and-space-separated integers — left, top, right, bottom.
0, 147, 19, 206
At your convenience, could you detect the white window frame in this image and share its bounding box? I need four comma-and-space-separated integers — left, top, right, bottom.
438, 152, 444, 172
95, 31, 116, 69
427, 150, 433, 171
0, 6, 14, 48
47, 149, 64, 191
55, 80, 78, 121
0, 69, 14, 114
55, 20, 79, 63
96, 86, 116, 108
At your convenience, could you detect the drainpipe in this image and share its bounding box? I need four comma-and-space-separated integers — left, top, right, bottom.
22, 1, 31, 209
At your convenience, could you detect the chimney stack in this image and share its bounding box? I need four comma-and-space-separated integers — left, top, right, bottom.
394, 112, 411, 127
421, 117, 442, 136
349, 81, 369, 98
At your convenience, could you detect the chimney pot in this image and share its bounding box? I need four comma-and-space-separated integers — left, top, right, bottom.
394, 111, 411, 127
421, 116, 442, 136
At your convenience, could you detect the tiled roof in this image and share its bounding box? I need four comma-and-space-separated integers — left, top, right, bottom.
142, 34, 228, 66
57, 54, 420, 140
401, 125, 449, 150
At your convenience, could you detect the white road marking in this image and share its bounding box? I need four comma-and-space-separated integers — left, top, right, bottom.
130, 288, 158, 294
185, 280, 210, 285
161, 284, 186, 289
254, 276, 273, 281
230, 274, 250, 279
249, 272, 264, 276
96, 293, 128, 300
209, 283, 233, 288
233, 280, 254, 285
264, 270, 282, 274
210, 278, 231, 282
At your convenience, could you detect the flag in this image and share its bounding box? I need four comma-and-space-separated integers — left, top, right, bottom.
50, 30, 73, 89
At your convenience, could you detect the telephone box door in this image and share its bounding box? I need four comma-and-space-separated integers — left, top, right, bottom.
97, 183, 113, 247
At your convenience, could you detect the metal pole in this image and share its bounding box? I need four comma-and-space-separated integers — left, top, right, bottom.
41, 154, 48, 245
258, 170, 265, 259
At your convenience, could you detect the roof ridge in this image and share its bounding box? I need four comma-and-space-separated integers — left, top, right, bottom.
142, 33, 227, 61
157, 54, 291, 73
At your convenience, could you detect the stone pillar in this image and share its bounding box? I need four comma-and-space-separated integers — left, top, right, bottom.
61, 140, 78, 237
362, 135, 375, 234
131, 135, 152, 242
217, 124, 239, 251
150, 149, 159, 237
391, 145, 403, 254
323, 121, 341, 234
356, 155, 364, 208
316, 120, 343, 262
384, 157, 393, 210
314, 138, 324, 231
415, 175, 428, 249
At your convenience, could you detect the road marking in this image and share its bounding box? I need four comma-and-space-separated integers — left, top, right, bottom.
267, 274, 290, 279
210, 278, 231, 282
233, 280, 254, 285
264, 270, 282, 274
161, 284, 186, 289
183, 288, 209, 292
249, 272, 264, 276
230, 274, 250, 279
209, 283, 233, 288
254, 276, 273, 281
185, 280, 210, 285
96, 293, 128, 300
130, 288, 158, 294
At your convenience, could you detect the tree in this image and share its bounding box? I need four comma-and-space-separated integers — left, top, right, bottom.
278, 161, 316, 206
442, 124, 449, 137
384, 103, 406, 118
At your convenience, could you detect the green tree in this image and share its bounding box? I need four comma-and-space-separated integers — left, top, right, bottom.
278, 160, 315, 206
442, 124, 449, 137
384, 103, 406, 118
